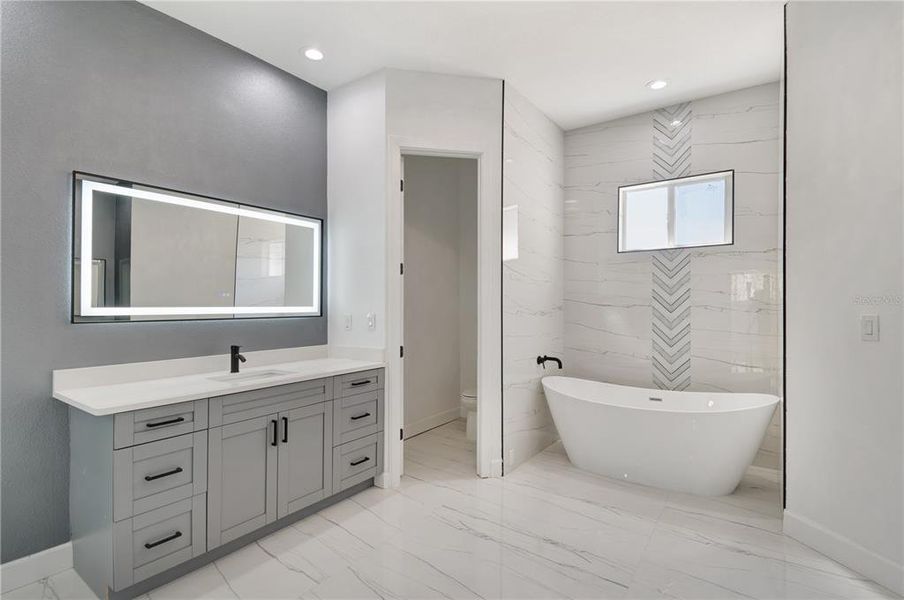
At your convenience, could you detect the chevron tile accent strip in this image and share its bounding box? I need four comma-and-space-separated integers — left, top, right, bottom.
652, 103, 692, 179
652, 249, 692, 390
651, 104, 693, 390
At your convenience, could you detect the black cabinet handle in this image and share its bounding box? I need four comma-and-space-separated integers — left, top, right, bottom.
282, 416, 289, 443
271, 420, 278, 447
350, 412, 371, 421
146, 417, 185, 428
144, 467, 183, 482
350, 379, 371, 387
350, 456, 370, 467
144, 530, 182, 549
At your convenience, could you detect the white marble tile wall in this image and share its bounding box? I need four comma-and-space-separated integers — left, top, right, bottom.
564, 83, 783, 470
502, 85, 565, 472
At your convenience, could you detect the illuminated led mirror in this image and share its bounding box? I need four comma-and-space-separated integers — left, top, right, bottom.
72, 172, 322, 322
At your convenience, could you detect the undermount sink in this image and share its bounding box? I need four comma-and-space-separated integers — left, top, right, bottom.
207, 369, 294, 383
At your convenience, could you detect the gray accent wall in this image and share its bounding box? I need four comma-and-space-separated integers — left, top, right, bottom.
1, 1, 327, 562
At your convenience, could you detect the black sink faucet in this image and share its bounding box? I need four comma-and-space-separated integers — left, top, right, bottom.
537, 355, 563, 370
230, 345, 246, 373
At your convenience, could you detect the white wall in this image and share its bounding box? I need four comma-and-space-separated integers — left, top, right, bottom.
327, 71, 387, 349
403, 156, 477, 436
459, 161, 479, 395
564, 83, 783, 469
328, 69, 503, 479
502, 85, 565, 471
386, 69, 504, 477
784, 2, 903, 594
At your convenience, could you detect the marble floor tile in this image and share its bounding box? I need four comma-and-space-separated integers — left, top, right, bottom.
627, 523, 895, 600
6, 421, 898, 600
210, 539, 324, 598
139, 564, 238, 600
3, 569, 97, 600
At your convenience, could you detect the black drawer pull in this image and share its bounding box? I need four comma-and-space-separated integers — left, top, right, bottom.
350, 412, 371, 421
282, 416, 289, 443
144, 467, 183, 482
350, 456, 370, 467
349, 379, 372, 387
271, 420, 278, 447
144, 530, 182, 549
146, 417, 185, 428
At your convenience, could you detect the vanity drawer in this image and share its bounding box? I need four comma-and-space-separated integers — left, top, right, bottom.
114, 399, 208, 449
113, 432, 207, 522
209, 378, 332, 427
112, 495, 206, 591
336, 369, 383, 398
333, 390, 383, 445
332, 433, 382, 492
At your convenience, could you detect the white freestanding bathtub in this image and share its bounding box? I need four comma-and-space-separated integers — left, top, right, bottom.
542, 376, 779, 496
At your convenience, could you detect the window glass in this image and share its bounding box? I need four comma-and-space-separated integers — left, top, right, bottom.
618, 170, 732, 252
675, 179, 726, 246
623, 187, 668, 250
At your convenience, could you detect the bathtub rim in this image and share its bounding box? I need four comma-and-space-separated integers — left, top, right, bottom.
542, 376, 781, 414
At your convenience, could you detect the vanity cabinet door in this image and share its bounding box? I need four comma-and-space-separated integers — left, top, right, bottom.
207, 414, 278, 549
276, 402, 333, 518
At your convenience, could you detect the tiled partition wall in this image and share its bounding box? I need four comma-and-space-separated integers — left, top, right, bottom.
563, 83, 783, 469
502, 85, 565, 472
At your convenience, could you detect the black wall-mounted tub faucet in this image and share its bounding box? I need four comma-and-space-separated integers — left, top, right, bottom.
230, 345, 247, 373
537, 355, 563, 370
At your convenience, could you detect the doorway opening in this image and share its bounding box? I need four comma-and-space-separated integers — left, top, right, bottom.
401, 155, 479, 476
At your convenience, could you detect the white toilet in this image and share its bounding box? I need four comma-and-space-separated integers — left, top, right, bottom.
461, 388, 477, 441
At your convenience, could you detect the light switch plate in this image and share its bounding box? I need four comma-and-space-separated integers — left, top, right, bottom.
861, 314, 879, 341
366, 312, 376, 330
343, 314, 353, 331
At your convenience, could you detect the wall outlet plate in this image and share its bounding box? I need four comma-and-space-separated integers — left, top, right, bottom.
861, 314, 879, 341
343, 314, 353, 331
366, 312, 376, 330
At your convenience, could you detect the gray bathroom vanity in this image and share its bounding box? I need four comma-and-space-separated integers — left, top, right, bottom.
54, 357, 384, 599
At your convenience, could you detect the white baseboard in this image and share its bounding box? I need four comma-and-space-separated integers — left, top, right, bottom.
374, 471, 394, 489
405, 408, 460, 439
784, 510, 903, 595
0, 542, 73, 593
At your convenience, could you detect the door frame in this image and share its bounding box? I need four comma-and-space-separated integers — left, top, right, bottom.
379, 136, 503, 486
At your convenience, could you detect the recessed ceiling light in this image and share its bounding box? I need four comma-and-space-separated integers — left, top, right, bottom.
646, 80, 668, 90
304, 48, 324, 61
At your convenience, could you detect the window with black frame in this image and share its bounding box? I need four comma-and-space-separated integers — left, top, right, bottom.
617, 170, 734, 253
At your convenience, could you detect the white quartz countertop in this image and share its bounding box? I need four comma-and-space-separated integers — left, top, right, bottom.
53, 357, 385, 416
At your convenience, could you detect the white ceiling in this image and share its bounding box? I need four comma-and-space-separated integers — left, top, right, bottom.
143, 1, 784, 130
